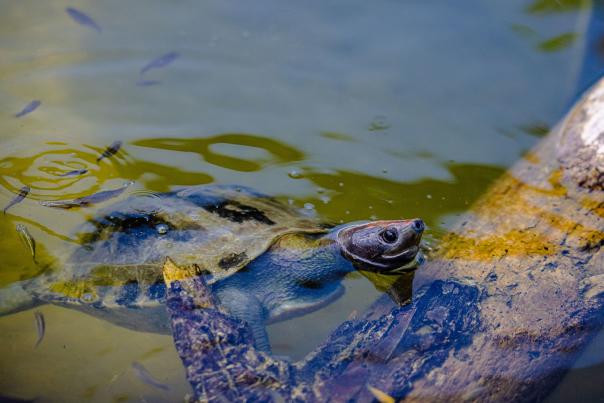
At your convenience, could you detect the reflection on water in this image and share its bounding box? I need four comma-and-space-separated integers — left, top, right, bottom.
526, 0, 588, 14
0, 0, 596, 401
134, 133, 305, 173
299, 163, 505, 229
538, 32, 579, 52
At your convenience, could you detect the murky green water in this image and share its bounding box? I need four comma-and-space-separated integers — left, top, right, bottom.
0, 0, 598, 401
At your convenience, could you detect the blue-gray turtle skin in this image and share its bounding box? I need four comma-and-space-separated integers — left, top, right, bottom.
0, 185, 423, 353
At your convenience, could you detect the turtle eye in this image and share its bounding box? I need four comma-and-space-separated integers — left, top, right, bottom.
381, 227, 398, 243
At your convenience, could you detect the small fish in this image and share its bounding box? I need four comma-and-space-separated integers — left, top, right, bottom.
140, 52, 179, 75
131, 362, 170, 391
15, 100, 41, 118
39, 181, 133, 209
135, 80, 161, 87
59, 169, 88, 177
96, 141, 122, 162
16, 224, 36, 263
0, 394, 38, 403
65, 7, 102, 33
33, 311, 45, 348
3, 186, 30, 214
367, 385, 395, 403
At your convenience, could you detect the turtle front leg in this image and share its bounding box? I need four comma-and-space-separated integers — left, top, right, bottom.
213, 288, 272, 353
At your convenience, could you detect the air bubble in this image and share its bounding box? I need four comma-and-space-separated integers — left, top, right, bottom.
288, 170, 303, 179
156, 223, 169, 235
369, 115, 390, 131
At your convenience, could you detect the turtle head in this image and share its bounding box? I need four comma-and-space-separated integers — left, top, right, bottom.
336, 219, 424, 272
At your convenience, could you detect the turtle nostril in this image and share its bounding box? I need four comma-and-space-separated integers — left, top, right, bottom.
412, 219, 425, 233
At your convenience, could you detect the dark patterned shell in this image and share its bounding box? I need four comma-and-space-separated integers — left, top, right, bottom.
43, 185, 327, 312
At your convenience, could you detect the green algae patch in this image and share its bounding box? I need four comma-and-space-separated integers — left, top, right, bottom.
440, 167, 604, 261
440, 230, 558, 261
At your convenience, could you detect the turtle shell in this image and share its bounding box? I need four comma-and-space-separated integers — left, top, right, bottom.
42, 185, 328, 312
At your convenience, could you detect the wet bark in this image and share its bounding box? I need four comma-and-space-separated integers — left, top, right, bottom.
164, 77, 604, 402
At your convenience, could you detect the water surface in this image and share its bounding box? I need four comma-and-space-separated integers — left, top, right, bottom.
0, 0, 596, 401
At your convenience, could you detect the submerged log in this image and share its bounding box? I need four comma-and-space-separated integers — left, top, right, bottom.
164, 76, 604, 402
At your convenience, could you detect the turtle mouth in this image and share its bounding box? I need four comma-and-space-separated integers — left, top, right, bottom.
382, 245, 419, 262
341, 245, 420, 273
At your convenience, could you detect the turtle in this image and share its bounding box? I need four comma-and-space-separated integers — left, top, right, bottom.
0, 184, 424, 352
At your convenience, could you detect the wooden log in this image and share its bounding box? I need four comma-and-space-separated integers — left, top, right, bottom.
164, 76, 604, 402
